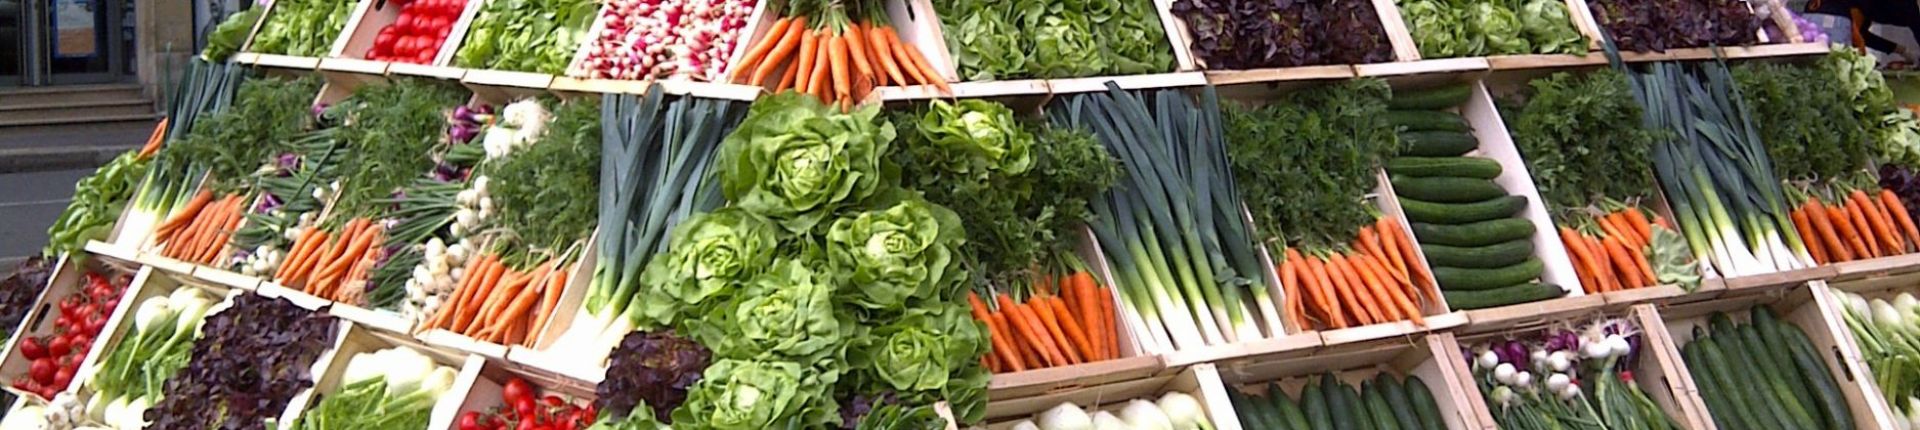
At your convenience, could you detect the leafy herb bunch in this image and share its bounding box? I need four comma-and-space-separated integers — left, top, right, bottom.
481, 97, 603, 269
1225, 79, 1399, 251
935, 0, 1175, 80
166, 74, 324, 194
325, 79, 469, 226
1505, 69, 1659, 222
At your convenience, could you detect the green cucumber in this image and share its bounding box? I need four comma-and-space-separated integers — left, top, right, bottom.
1421, 239, 1535, 268
1411, 218, 1537, 247
1404, 376, 1446, 430
1271, 383, 1311, 430
1386, 156, 1503, 179
1390, 84, 1473, 110
1399, 196, 1528, 225
1442, 282, 1564, 310
1784, 324, 1855, 430
1433, 259, 1544, 290
1362, 382, 1401, 430
1701, 335, 1787, 430
1392, 176, 1508, 203
1324, 374, 1355, 430
1228, 389, 1265, 428
1304, 379, 1334, 430
1401, 131, 1480, 157
1387, 110, 1472, 132
1683, 342, 1739, 430
1754, 307, 1822, 425
1375, 374, 1422, 430
1737, 324, 1820, 429
1343, 384, 1375, 430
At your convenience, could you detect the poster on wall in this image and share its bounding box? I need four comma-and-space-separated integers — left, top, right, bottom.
52, 0, 97, 58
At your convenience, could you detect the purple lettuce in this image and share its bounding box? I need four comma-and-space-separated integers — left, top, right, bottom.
596, 330, 713, 423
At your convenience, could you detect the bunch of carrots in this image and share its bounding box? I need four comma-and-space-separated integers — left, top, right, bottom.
152, 190, 248, 265
967, 271, 1117, 373
1791, 188, 1920, 265
418, 252, 572, 347
1278, 216, 1435, 331
729, 0, 950, 108
1561, 207, 1662, 294
274, 217, 387, 304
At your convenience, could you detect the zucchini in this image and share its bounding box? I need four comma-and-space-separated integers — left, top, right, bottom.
1375, 374, 1422, 430
1737, 324, 1820, 429
1387, 110, 1472, 132
1399, 196, 1528, 225
1784, 324, 1855, 430
1433, 259, 1545, 291
1271, 383, 1311, 430
1401, 131, 1479, 157
1323, 374, 1355, 430
1386, 156, 1502, 179
1442, 282, 1564, 310
1683, 342, 1740, 430
1411, 218, 1536, 247
1392, 176, 1508, 203
1303, 379, 1334, 430
1362, 382, 1401, 430
1404, 376, 1446, 430
1421, 239, 1535, 268
1390, 84, 1473, 110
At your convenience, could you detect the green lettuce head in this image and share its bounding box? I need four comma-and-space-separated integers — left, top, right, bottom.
1472, 2, 1530, 54
718, 93, 895, 233
917, 100, 1034, 176
671, 359, 838, 429
1402, 0, 1462, 58
856, 303, 987, 392
636, 208, 783, 328
691, 259, 847, 362
1518, 0, 1588, 55
826, 199, 966, 309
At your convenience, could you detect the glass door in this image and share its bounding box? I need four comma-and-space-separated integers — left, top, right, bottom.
4, 0, 129, 86
1, 0, 22, 86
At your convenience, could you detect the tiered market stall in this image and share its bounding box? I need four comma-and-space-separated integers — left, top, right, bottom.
10, 0, 1920, 428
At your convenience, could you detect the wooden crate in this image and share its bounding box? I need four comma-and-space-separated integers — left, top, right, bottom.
1456, 304, 1709, 429
279, 321, 482, 430
0, 257, 139, 401
330, 0, 485, 66
1213, 332, 1490, 430
1818, 273, 1920, 427
65, 268, 248, 425
982, 364, 1238, 430
1656, 282, 1892, 429
988, 228, 1175, 401
440, 357, 598, 429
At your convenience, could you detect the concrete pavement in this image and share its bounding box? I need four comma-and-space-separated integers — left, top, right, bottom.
0, 121, 153, 266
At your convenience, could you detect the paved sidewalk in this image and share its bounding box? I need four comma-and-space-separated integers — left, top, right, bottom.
0, 121, 157, 173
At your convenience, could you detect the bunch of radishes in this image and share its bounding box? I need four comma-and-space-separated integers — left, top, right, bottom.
405, 236, 472, 323
577, 0, 756, 81
367, 0, 469, 64
11, 272, 126, 400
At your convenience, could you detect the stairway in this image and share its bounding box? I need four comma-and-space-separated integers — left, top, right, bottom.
0, 84, 158, 127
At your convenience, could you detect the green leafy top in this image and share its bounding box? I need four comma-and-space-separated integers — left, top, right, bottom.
1225, 79, 1399, 252
716, 93, 895, 234
482, 97, 602, 269
1505, 69, 1659, 222
248, 0, 355, 56
326, 79, 469, 225
167, 74, 323, 194
935, 0, 1175, 80
689, 259, 850, 364
1733, 58, 1873, 188
453, 0, 598, 74
891, 100, 1120, 287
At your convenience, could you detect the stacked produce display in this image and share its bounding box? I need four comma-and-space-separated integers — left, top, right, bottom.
18, 0, 1920, 427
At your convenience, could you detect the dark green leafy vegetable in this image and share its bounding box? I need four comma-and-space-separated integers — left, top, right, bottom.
201, 8, 264, 61
1502, 69, 1658, 222
454, 0, 598, 74
1399, 0, 1587, 58
248, 0, 354, 56
1171, 0, 1394, 69
1225, 79, 1399, 250
482, 97, 602, 269
935, 0, 1174, 80
326, 79, 469, 225
1732, 58, 1871, 185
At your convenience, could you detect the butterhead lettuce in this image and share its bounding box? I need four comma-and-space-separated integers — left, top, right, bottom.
671, 359, 839, 430
826, 198, 966, 310
689, 259, 848, 363
636, 208, 783, 328
717, 93, 895, 234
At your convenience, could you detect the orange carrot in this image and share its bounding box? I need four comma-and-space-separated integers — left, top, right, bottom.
1029, 294, 1082, 365
809, 36, 833, 102
281, 231, 331, 285
1793, 207, 1827, 264
971, 292, 1025, 372
1601, 235, 1643, 289
1347, 253, 1401, 322
1810, 200, 1853, 262
1071, 272, 1104, 359
1856, 190, 1901, 255
1385, 218, 1436, 296
1329, 254, 1384, 324
750, 17, 808, 85
1596, 215, 1637, 252
1874, 191, 1909, 254
1048, 297, 1098, 363
1832, 204, 1873, 259
1001, 296, 1065, 367
1588, 234, 1619, 292
1561, 228, 1600, 294
1358, 254, 1424, 326
1623, 234, 1657, 287
1610, 211, 1646, 251
829, 34, 851, 100
1374, 218, 1411, 284
993, 310, 1040, 369
881, 29, 927, 85
276, 228, 323, 280
481, 269, 549, 340
866, 26, 906, 86
1301, 255, 1345, 328
316, 223, 382, 292
1098, 284, 1117, 359
1884, 189, 1920, 247
155, 190, 215, 240
1623, 208, 1654, 245
794, 30, 820, 94
1356, 226, 1407, 288
452, 257, 506, 330
527, 263, 570, 342
774, 61, 799, 92
844, 24, 876, 84
888, 27, 950, 93
733, 17, 792, 83
1278, 250, 1303, 331
1846, 197, 1881, 258
138, 119, 169, 159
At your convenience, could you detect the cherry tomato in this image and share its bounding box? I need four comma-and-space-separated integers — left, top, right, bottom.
458, 412, 484, 430
46, 337, 68, 358
502, 378, 532, 403
514, 397, 536, 419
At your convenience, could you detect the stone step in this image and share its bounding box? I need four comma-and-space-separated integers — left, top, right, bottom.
0, 84, 147, 108
0, 101, 158, 127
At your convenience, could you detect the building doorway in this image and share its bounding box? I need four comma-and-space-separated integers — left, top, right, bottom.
2, 0, 134, 87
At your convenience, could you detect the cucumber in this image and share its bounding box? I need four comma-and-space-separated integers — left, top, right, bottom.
1433, 259, 1545, 290
1411, 218, 1536, 247
1421, 239, 1535, 268
1323, 374, 1355, 430
1404, 376, 1446, 430
1399, 196, 1528, 225
1401, 131, 1479, 157
1271, 383, 1311, 430
1362, 382, 1401, 430
1701, 335, 1788, 430
1228, 389, 1267, 429
1342, 384, 1375, 430
1737, 324, 1820, 429
1683, 342, 1740, 430
1387, 110, 1472, 132
1303, 380, 1334, 430
1754, 307, 1822, 425
1392, 176, 1508, 203
1375, 374, 1421, 430
1386, 156, 1502, 179
1442, 282, 1564, 310
1251, 391, 1288, 430
1390, 84, 1473, 110
1784, 323, 1855, 430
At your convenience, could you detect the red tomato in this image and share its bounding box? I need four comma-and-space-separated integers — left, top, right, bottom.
514, 397, 536, 419
395, 15, 416, 32
28, 359, 54, 385
52, 367, 72, 388
502, 378, 532, 404
416, 48, 437, 63
458, 412, 484, 430
19, 336, 45, 360
46, 337, 68, 358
